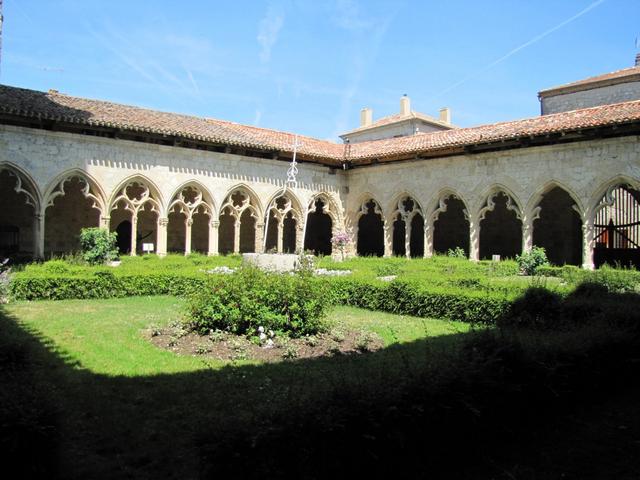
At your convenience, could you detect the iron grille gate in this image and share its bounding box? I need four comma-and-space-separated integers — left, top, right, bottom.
594, 186, 640, 268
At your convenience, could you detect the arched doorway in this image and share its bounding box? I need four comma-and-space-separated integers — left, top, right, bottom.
532, 186, 582, 265
357, 199, 384, 257
304, 198, 333, 256
479, 191, 522, 260
593, 184, 640, 268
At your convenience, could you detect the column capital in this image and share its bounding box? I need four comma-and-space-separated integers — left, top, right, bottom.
158, 217, 169, 227
210, 220, 220, 228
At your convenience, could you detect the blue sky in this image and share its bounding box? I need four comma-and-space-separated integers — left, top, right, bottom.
3, 0, 639, 141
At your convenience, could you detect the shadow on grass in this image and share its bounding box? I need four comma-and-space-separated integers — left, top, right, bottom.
1, 292, 640, 480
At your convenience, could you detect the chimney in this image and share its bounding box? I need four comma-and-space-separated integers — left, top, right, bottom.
439, 107, 451, 125
400, 94, 411, 116
360, 107, 373, 127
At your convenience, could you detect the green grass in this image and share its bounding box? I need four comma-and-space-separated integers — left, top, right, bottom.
18, 252, 242, 277
6, 296, 468, 376
1, 296, 470, 478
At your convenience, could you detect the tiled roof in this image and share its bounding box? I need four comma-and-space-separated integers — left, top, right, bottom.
0, 85, 344, 163
340, 111, 453, 137
1, 84, 640, 165
539, 66, 640, 97
347, 99, 640, 162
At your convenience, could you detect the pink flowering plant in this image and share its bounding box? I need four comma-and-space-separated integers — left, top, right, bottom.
331, 230, 352, 260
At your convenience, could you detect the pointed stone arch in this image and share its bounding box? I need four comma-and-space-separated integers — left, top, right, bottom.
477, 186, 523, 260
589, 176, 640, 268
0, 163, 41, 257
304, 192, 339, 256
528, 181, 583, 266
108, 175, 163, 255
388, 193, 424, 258
218, 186, 262, 254
355, 196, 384, 257
264, 190, 304, 254
42, 170, 107, 255
428, 188, 470, 257
167, 181, 216, 255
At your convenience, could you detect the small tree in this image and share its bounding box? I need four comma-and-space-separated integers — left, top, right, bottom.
516, 246, 549, 275
79, 227, 119, 265
331, 230, 352, 261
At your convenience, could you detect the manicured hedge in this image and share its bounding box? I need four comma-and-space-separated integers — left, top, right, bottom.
326, 278, 511, 324
10, 271, 511, 325
9, 272, 209, 301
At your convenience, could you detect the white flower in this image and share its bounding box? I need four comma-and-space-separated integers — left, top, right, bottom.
258, 326, 265, 333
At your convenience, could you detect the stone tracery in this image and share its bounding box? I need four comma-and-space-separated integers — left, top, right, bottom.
110, 180, 162, 255
218, 188, 261, 254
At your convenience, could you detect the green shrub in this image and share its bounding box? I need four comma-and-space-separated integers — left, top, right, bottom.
447, 247, 467, 259
497, 287, 563, 330
185, 266, 330, 337
327, 277, 510, 324
516, 246, 549, 275
42, 259, 71, 274
79, 228, 119, 265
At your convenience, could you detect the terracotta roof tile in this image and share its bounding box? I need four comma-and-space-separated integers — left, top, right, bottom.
347, 99, 640, 162
1, 84, 640, 166
340, 111, 453, 137
0, 85, 344, 163
539, 66, 640, 97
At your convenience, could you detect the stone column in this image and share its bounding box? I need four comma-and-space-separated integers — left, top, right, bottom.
208, 220, 219, 256
405, 219, 412, 258
295, 224, 304, 254
99, 215, 110, 230
184, 218, 193, 256
33, 213, 44, 259
233, 219, 241, 254
469, 217, 480, 261
255, 222, 265, 254
581, 221, 595, 270
156, 217, 168, 257
522, 218, 533, 254
130, 213, 138, 256
383, 222, 393, 257
277, 221, 284, 254
423, 221, 434, 258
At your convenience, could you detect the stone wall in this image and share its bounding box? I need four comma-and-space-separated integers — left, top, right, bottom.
541, 81, 640, 114
345, 135, 640, 267
0, 125, 347, 257
1, 123, 639, 268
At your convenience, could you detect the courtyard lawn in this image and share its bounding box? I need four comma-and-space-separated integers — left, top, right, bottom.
7, 296, 468, 376
1, 296, 469, 479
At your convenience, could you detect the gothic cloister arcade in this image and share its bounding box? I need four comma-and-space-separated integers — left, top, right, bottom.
2, 162, 639, 270
109, 179, 162, 255
478, 190, 523, 260
592, 182, 640, 268
390, 195, 424, 258
304, 195, 337, 256
431, 193, 470, 256
530, 185, 583, 266
0, 164, 39, 257
356, 198, 385, 257
44, 173, 105, 255
265, 193, 302, 254
167, 183, 215, 255
218, 188, 262, 255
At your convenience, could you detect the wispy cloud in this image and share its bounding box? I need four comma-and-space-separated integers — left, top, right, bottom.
253, 109, 263, 126
431, 0, 607, 100
257, 3, 285, 64
332, 0, 374, 31
330, 1, 396, 138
